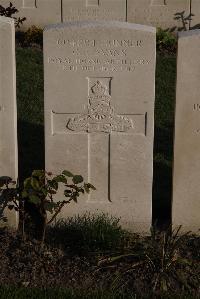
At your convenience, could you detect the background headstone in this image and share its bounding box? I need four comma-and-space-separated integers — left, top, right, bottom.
173, 30, 200, 234
190, 0, 200, 30
0, 17, 18, 227
0, 0, 61, 30
44, 21, 156, 233
62, 0, 126, 22
127, 0, 191, 30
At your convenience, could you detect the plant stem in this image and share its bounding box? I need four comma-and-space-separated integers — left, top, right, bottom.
47, 200, 71, 225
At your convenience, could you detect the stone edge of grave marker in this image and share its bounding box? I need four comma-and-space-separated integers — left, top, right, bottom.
172, 29, 200, 235
0, 15, 14, 25
44, 20, 156, 33
0, 0, 62, 31
127, 0, 191, 31
190, 0, 200, 30
0, 16, 18, 229
178, 29, 200, 38
43, 21, 156, 235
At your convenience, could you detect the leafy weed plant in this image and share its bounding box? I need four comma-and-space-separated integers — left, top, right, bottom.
0, 2, 26, 28
156, 28, 177, 55
0, 170, 95, 244
97, 227, 199, 297
16, 26, 43, 48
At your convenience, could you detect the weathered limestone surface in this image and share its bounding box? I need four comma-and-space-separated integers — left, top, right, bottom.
44, 21, 156, 233
0, 0, 195, 30
0, 17, 18, 228
173, 30, 200, 234
0, 0, 61, 29
190, 0, 200, 30
127, 0, 191, 30
62, 0, 126, 22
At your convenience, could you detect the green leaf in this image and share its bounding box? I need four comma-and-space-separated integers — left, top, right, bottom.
48, 189, 57, 195
64, 189, 71, 194
0, 176, 12, 186
84, 183, 96, 192
53, 175, 68, 184
79, 188, 85, 194
64, 190, 71, 197
24, 177, 32, 189
73, 175, 84, 184
84, 183, 90, 194
22, 190, 28, 198
62, 170, 74, 177
31, 177, 40, 190
87, 183, 96, 190
32, 170, 45, 178
41, 188, 48, 197
44, 202, 57, 213
73, 196, 78, 203
3, 188, 17, 199
0, 176, 12, 183
29, 195, 40, 205
48, 180, 58, 190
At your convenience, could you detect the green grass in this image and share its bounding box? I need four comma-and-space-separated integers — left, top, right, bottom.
155, 55, 177, 128
47, 213, 127, 253
16, 47, 44, 181
16, 48, 177, 227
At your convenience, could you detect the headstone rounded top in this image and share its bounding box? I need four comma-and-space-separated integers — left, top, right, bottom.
0, 16, 14, 25
178, 29, 200, 39
44, 20, 156, 33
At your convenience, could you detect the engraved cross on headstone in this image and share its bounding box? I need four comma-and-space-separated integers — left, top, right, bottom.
52, 78, 146, 202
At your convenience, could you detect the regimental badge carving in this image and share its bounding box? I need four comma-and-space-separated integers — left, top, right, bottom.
67, 79, 133, 133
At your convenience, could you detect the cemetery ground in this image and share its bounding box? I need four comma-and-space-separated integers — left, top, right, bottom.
0, 38, 199, 298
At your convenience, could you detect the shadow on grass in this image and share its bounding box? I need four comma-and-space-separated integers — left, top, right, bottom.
153, 53, 176, 230
17, 120, 45, 234
0, 287, 138, 299
153, 160, 172, 229
17, 120, 44, 183
153, 124, 174, 229
45, 213, 127, 255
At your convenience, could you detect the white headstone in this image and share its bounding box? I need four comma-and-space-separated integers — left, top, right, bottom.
0, 0, 61, 30
62, 0, 126, 22
127, 0, 191, 30
173, 30, 200, 234
44, 21, 156, 233
0, 17, 18, 228
190, 0, 200, 30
